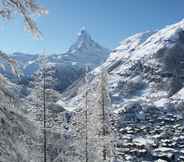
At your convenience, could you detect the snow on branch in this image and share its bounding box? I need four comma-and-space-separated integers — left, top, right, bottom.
0, 0, 48, 38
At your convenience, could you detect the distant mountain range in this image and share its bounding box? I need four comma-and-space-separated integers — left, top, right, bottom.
14, 28, 109, 76
1, 29, 110, 92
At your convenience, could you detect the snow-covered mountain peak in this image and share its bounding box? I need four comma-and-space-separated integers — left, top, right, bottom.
68, 28, 107, 54
77, 26, 90, 39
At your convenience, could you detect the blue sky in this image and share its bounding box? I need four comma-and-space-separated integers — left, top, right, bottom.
1, 0, 184, 54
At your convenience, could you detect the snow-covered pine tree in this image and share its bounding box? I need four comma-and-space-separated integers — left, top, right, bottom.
59, 66, 90, 162
95, 70, 114, 162
66, 68, 115, 162
38, 52, 48, 162
43, 66, 47, 162
84, 65, 89, 162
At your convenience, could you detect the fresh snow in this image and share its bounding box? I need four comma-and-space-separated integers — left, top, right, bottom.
133, 137, 155, 146
154, 98, 170, 107
56, 99, 76, 111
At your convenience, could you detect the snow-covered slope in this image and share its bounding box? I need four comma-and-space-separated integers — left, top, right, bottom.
90, 19, 184, 108
0, 73, 43, 162
59, 19, 184, 162
106, 30, 156, 64
0, 71, 72, 162
2, 53, 39, 79
0, 106, 42, 162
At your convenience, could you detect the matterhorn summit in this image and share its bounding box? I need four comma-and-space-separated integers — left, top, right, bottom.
68, 27, 94, 52
66, 27, 110, 66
